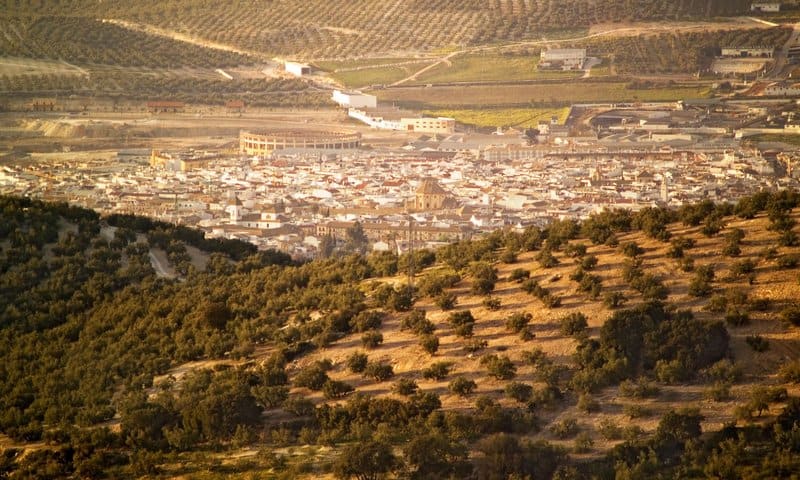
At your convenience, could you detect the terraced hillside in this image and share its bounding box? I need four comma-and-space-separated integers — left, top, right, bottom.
3, 193, 800, 478
1, 0, 753, 59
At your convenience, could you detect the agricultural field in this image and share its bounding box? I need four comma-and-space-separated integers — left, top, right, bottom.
378, 82, 711, 109
585, 26, 792, 75
1, 0, 753, 59
329, 64, 435, 89
409, 53, 584, 85
0, 70, 327, 108
424, 107, 570, 129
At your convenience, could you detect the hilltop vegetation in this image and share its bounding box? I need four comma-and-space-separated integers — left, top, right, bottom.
2, 192, 800, 478
1, 0, 753, 59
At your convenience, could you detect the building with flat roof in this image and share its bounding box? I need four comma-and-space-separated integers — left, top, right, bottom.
720, 47, 774, 58
751, 2, 781, 12
540, 49, 587, 70
285, 61, 311, 76
332, 90, 377, 109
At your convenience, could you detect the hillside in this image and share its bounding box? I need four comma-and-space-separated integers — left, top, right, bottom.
2, 193, 800, 478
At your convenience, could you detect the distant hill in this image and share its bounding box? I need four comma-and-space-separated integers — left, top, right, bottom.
1, 0, 753, 59
2, 193, 800, 478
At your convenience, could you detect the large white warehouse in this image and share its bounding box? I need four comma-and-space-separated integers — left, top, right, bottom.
332, 90, 378, 109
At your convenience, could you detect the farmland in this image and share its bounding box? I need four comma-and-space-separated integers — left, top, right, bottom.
378, 82, 711, 109
410, 53, 584, 85
424, 107, 571, 129
1, 0, 754, 59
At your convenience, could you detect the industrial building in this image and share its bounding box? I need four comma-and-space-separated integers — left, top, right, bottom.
347, 108, 455, 134
751, 2, 781, 12
720, 47, 774, 58
332, 90, 378, 108
239, 130, 361, 156
285, 61, 311, 77
539, 49, 587, 70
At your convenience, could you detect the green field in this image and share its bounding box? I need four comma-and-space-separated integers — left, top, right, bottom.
410, 53, 583, 84
315, 57, 426, 71
378, 82, 712, 108
425, 107, 570, 128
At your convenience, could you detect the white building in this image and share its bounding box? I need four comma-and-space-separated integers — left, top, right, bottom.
331, 90, 377, 108
540, 49, 587, 70
720, 47, 774, 58
751, 2, 781, 12
285, 61, 311, 77
347, 109, 455, 134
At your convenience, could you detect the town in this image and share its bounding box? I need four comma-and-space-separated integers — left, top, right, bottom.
2, 92, 800, 259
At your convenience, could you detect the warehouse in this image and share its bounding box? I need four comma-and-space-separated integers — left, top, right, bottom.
331, 90, 378, 108
539, 49, 587, 70
285, 61, 311, 77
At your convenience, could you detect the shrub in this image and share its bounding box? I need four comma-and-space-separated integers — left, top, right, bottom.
623, 404, 652, 418
482, 296, 501, 311
418, 270, 460, 297
400, 309, 435, 335
621, 241, 644, 258
393, 378, 418, 396
603, 291, 626, 309
351, 310, 384, 332
730, 258, 756, 278
619, 378, 660, 399
449, 377, 477, 397
509, 268, 530, 282
346, 352, 368, 373
779, 360, 800, 383
521, 348, 547, 366
565, 242, 587, 258
542, 294, 562, 309
420, 335, 439, 355
435, 292, 457, 310
580, 254, 598, 270
549, 418, 578, 439
463, 339, 488, 353
724, 309, 749, 327
519, 327, 535, 341
500, 249, 517, 264
704, 359, 742, 384
506, 312, 532, 333
746, 334, 769, 352
521, 278, 541, 294
470, 261, 498, 295
559, 312, 588, 336
361, 330, 384, 349
704, 382, 731, 402
577, 394, 599, 413
780, 304, 800, 326
480, 354, 516, 380
448, 310, 475, 334
573, 432, 594, 453
505, 382, 533, 403
293, 364, 329, 390
536, 249, 559, 268
322, 380, 354, 399
777, 254, 800, 270
363, 362, 394, 382
454, 323, 474, 338
422, 362, 452, 380
598, 419, 622, 440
